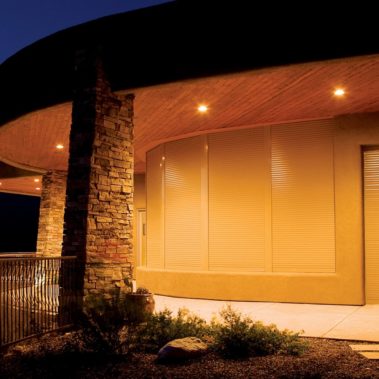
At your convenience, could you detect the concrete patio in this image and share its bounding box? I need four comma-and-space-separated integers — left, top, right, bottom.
155, 295, 379, 342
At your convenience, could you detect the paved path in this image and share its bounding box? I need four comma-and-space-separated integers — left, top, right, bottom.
155, 295, 379, 342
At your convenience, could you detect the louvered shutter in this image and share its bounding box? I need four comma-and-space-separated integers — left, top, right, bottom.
164, 137, 203, 270
271, 121, 336, 273
208, 128, 266, 272
364, 149, 379, 302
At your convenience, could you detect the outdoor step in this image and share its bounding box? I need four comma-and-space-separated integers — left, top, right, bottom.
350, 344, 379, 351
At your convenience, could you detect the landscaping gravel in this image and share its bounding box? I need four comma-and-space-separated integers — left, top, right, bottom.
1, 333, 379, 378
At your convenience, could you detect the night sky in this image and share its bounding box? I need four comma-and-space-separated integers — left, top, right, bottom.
0, 0, 170, 252
0, 0, 171, 64
0, 193, 40, 252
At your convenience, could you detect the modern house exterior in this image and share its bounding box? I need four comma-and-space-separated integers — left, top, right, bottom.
0, 1, 378, 305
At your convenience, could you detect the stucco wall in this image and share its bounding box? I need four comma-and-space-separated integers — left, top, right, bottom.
137, 113, 379, 304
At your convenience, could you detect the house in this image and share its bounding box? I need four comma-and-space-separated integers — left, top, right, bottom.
0, 1, 378, 304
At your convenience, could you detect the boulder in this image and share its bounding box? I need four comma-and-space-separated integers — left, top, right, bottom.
157, 337, 208, 362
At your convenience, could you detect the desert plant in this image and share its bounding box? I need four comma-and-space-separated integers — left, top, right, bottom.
79, 290, 138, 354
135, 307, 210, 352
210, 306, 307, 358
78, 292, 306, 358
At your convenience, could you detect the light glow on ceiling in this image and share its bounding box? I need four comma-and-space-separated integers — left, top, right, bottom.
56, 144, 64, 150
334, 88, 345, 97
197, 104, 209, 113
34, 178, 39, 183
35, 187, 41, 191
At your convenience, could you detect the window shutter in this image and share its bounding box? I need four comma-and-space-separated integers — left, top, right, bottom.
271, 121, 336, 273
208, 128, 266, 272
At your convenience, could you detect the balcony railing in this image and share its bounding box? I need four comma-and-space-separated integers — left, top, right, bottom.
0, 256, 79, 347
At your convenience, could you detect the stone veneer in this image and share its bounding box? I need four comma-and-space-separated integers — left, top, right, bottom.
36, 170, 67, 257
62, 50, 134, 294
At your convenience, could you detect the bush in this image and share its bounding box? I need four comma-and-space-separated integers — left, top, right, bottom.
210, 306, 307, 358
78, 291, 128, 354
79, 289, 150, 355
135, 308, 210, 352
77, 294, 306, 359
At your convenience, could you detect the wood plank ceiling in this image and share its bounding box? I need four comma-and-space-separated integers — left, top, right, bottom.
0, 54, 379, 195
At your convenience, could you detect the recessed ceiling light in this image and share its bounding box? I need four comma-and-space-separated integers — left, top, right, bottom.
34, 178, 39, 183
0, 182, 2, 186
56, 144, 64, 150
334, 88, 345, 97
36, 187, 41, 191
197, 104, 208, 113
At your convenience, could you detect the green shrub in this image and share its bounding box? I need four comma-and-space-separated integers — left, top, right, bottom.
210, 306, 307, 358
135, 308, 210, 352
79, 290, 128, 354
79, 290, 149, 354
78, 293, 306, 359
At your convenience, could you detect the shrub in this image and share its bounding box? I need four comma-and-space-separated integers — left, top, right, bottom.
78, 291, 128, 354
135, 308, 210, 352
77, 293, 306, 359
210, 306, 307, 358
79, 289, 149, 355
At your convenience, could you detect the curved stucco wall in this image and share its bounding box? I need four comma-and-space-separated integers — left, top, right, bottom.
137, 114, 379, 304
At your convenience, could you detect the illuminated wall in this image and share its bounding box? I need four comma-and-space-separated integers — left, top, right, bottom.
137, 114, 379, 304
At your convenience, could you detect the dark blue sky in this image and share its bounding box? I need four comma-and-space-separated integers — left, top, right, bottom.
0, 0, 170, 252
0, 0, 171, 64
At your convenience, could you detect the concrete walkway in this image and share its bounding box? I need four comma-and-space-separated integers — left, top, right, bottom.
154, 295, 379, 342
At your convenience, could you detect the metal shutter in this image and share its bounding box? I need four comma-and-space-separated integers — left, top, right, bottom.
208, 128, 267, 272
164, 136, 203, 270
271, 121, 336, 273
364, 149, 379, 302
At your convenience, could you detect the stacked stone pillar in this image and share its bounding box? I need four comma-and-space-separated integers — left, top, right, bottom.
36, 170, 67, 256
62, 50, 134, 295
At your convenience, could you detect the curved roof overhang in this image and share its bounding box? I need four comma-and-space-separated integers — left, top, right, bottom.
0, 1, 378, 195
1, 1, 378, 125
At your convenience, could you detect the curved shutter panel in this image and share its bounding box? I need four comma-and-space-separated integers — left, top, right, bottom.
364, 149, 379, 302
272, 121, 336, 273
208, 128, 266, 272
165, 137, 202, 270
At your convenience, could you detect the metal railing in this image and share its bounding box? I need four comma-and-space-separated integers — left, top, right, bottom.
0, 256, 79, 347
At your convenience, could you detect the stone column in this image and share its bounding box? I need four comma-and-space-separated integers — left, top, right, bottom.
62, 50, 134, 295
36, 170, 67, 257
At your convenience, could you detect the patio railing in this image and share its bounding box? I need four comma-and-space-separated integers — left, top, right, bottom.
0, 256, 79, 347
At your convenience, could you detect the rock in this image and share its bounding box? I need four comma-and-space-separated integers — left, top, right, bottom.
157, 337, 208, 362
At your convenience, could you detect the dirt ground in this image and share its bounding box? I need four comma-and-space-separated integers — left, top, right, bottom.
1, 333, 379, 379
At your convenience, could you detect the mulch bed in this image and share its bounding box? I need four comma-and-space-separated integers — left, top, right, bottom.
1, 332, 379, 379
